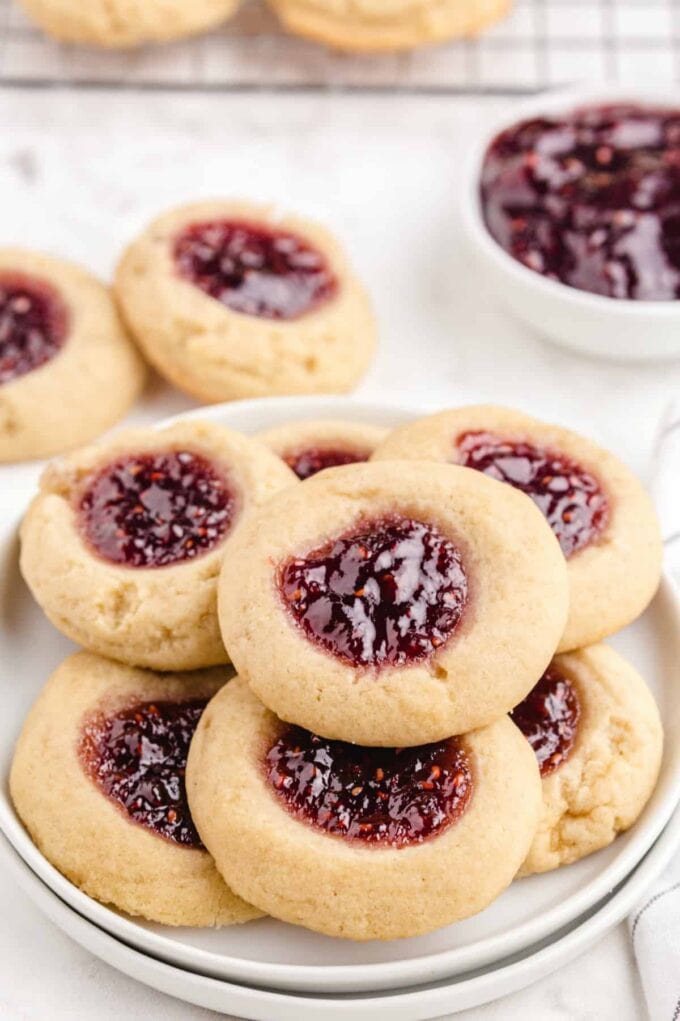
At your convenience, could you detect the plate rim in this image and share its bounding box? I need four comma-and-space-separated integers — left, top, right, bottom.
3, 800, 680, 1019
1, 394, 678, 995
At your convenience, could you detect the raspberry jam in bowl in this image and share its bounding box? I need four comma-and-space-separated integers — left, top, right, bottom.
462, 87, 680, 361
481, 104, 680, 302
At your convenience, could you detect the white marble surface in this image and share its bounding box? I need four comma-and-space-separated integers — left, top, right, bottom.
1, 86, 679, 1020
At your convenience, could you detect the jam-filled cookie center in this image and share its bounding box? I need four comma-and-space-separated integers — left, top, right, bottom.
279, 515, 468, 668
0, 271, 69, 386
79, 450, 237, 569
481, 103, 680, 300
265, 725, 472, 846
456, 431, 608, 557
80, 698, 208, 847
283, 445, 371, 481
510, 668, 580, 777
174, 219, 338, 321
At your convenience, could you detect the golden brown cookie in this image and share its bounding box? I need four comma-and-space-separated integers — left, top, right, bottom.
218, 460, 569, 745
257, 418, 389, 480
372, 405, 662, 651
0, 248, 145, 463
17, 0, 240, 47
10, 652, 261, 927
511, 644, 663, 875
187, 676, 541, 940
267, 0, 510, 52
20, 420, 295, 670
115, 200, 376, 404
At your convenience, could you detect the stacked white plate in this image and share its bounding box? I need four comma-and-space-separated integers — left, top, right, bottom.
2, 397, 680, 1020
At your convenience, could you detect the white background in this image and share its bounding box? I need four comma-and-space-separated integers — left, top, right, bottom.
1, 85, 678, 1019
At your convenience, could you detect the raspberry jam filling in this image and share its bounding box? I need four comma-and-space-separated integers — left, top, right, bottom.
456, 431, 608, 558
79, 450, 236, 568
283, 445, 370, 481
265, 725, 472, 846
0, 271, 69, 385
510, 668, 580, 777
174, 219, 338, 320
279, 516, 468, 668
80, 699, 207, 847
481, 103, 680, 300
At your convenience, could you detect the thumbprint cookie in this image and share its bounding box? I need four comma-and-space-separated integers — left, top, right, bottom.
257, 418, 389, 480
513, 644, 662, 875
115, 200, 376, 403
0, 248, 144, 463
20, 420, 295, 670
10, 652, 261, 927
218, 460, 569, 746
267, 0, 510, 52
18, 0, 240, 48
372, 405, 662, 651
186, 676, 541, 940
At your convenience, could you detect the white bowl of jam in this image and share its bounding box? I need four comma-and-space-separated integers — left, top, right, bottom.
462, 85, 680, 362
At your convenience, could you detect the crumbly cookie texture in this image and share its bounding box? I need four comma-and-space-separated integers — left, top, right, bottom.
10, 652, 261, 927
20, 419, 296, 671
218, 460, 569, 746
257, 418, 389, 470
17, 0, 239, 47
267, 0, 510, 51
187, 676, 541, 940
115, 199, 376, 404
372, 404, 663, 652
0, 248, 145, 463
519, 644, 663, 875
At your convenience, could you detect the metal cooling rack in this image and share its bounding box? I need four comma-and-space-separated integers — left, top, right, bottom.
0, 0, 679, 93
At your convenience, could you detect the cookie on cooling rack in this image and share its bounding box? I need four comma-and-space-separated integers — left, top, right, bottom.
218, 460, 569, 746
115, 200, 376, 404
0, 248, 144, 463
186, 676, 541, 940
20, 419, 295, 670
512, 643, 662, 875
372, 405, 663, 651
257, 418, 389, 480
17, 0, 241, 47
267, 0, 510, 51
10, 652, 261, 927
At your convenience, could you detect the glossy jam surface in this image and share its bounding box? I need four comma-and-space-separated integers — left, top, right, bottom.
80, 450, 236, 568
266, 725, 472, 846
511, 668, 580, 777
174, 219, 338, 320
457, 431, 608, 558
80, 699, 207, 847
0, 272, 69, 385
283, 445, 370, 481
279, 516, 468, 668
481, 103, 680, 300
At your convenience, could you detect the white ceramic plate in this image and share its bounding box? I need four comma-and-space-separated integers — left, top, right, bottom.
4, 802, 680, 1021
1, 396, 679, 996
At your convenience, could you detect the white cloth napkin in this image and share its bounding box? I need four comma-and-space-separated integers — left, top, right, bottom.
629, 400, 680, 1021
